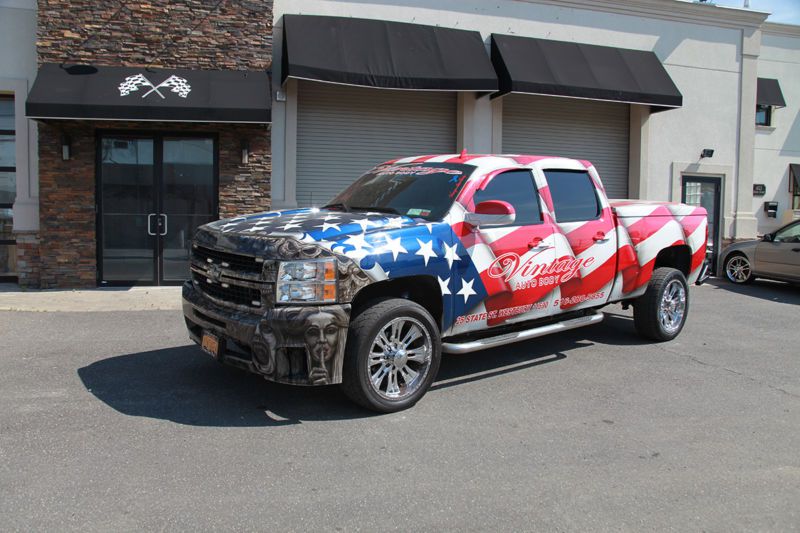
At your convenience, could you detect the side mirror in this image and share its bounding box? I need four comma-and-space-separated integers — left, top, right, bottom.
464, 200, 516, 228
762, 233, 774, 242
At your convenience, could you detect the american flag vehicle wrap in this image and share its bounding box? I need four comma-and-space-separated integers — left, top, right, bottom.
184, 154, 707, 387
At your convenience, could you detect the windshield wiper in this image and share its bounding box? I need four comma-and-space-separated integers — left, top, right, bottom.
322, 202, 350, 212
349, 206, 400, 215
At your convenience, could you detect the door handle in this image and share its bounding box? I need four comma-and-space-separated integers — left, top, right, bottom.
592, 231, 608, 242
528, 237, 551, 250
147, 213, 157, 236
159, 214, 168, 236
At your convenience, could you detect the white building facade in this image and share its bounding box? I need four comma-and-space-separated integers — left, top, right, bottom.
0, 0, 38, 280
754, 22, 800, 231
271, 0, 799, 270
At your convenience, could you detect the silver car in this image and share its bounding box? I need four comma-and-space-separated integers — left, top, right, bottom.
720, 220, 800, 284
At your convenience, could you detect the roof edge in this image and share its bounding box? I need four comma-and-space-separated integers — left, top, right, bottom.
515, 0, 769, 30
762, 22, 800, 37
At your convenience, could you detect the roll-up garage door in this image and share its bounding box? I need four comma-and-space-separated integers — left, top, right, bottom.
502, 94, 630, 199
296, 81, 457, 207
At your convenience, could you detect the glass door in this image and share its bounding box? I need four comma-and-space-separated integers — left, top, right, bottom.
160, 137, 216, 282
99, 134, 217, 285
99, 137, 157, 283
682, 176, 721, 272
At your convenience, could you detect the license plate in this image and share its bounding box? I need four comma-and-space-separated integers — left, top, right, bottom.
201, 332, 220, 358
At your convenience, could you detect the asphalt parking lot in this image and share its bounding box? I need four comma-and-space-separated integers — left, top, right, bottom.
1, 279, 798, 531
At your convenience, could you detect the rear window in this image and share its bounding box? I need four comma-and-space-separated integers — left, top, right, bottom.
544, 169, 601, 223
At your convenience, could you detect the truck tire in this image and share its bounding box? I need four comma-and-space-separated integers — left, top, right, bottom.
633, 267, 689, 342
341, 298, 441, 413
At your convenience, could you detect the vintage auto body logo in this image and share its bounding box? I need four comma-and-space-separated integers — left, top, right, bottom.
118, 73, 192, 99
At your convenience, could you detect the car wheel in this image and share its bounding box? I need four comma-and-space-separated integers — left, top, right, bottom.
724, 253, 755, 284
341, 298, 440, 413
633, 267, 689, 342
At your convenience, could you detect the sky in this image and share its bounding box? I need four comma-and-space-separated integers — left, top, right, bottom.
704, 0, 800, 24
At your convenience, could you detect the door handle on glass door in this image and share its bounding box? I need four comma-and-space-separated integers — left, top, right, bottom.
147, 213, 157, 236
159, 214, 168, 236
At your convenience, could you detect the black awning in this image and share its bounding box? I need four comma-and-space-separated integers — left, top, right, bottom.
757, 78, 786, 108
490, 34, 682, 109
281, 15, 498, 91
26, 64, 270, 123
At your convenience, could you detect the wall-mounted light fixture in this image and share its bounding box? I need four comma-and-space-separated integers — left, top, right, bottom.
241, 139, 250, 165
61, 133, 71, 161
700, 148, 715, 159
275, 89, 287, 102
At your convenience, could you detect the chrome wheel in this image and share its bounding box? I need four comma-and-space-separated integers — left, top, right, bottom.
367, 317, 433, 401
658, 279, 686, 334
726, 255, 751, 283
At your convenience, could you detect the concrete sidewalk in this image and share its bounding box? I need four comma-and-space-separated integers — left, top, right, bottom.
0, 284, 182, 312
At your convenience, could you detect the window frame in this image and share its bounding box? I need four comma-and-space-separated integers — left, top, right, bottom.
471, 169, 543, 228
0, 94, 15, 210
542, 168, 603, 224
790, 167, 800, 211
755, 104, 772, 127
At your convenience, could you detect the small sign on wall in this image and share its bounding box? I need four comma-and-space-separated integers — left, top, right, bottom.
753, 183, 767, 196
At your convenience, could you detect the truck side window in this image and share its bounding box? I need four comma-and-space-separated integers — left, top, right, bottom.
473, 170, 541, 225
544, 169, 601, 223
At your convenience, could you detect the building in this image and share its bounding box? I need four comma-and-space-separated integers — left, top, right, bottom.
19, 0, 273, 287
755, 22, 800, 231
0, 0, 37, 283
4, 0, 799, 288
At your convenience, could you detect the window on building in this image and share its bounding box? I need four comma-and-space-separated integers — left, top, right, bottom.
0, 94, 16, 278
544, 169, 601, 223
791, 164, 800, 210
756, 104, 772, 127
473, 170, 542, 226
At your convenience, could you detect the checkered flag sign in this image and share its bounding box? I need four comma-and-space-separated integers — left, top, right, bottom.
160, 75, 192, 98
118, 74, 150, 96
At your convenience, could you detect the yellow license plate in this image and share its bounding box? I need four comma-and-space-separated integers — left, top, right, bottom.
201, 332, 220, 358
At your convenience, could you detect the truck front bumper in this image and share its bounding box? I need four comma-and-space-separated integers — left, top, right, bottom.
182, 281, 352, 386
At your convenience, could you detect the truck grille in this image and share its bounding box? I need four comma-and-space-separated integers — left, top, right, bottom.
192, 245, 262, 275
192, 271, 263, 308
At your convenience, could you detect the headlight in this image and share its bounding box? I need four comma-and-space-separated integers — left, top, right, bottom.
277, 259, 337, 303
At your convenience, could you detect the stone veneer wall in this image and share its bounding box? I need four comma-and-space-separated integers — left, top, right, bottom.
37, 0, 272, 69
26, 0, 273, 288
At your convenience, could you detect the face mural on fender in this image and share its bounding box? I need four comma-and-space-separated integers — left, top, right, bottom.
301, 308, 349, 385
251, 305, 350, 386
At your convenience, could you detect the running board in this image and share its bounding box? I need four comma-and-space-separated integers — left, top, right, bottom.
441, 311, 604, 354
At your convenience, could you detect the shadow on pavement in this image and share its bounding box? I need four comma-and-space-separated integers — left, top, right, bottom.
704, 277, 800, 305
77, 309, 648, 426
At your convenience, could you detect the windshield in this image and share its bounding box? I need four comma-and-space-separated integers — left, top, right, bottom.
327, 163, 475, 221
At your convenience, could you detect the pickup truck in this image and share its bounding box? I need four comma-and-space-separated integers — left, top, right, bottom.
183, 153, 709, 412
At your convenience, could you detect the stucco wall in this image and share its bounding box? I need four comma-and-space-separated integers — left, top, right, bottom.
754, 26, 800, 232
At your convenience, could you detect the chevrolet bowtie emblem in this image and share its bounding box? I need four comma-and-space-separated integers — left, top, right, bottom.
206, 264, 222, 283
118, 74, 192, 99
